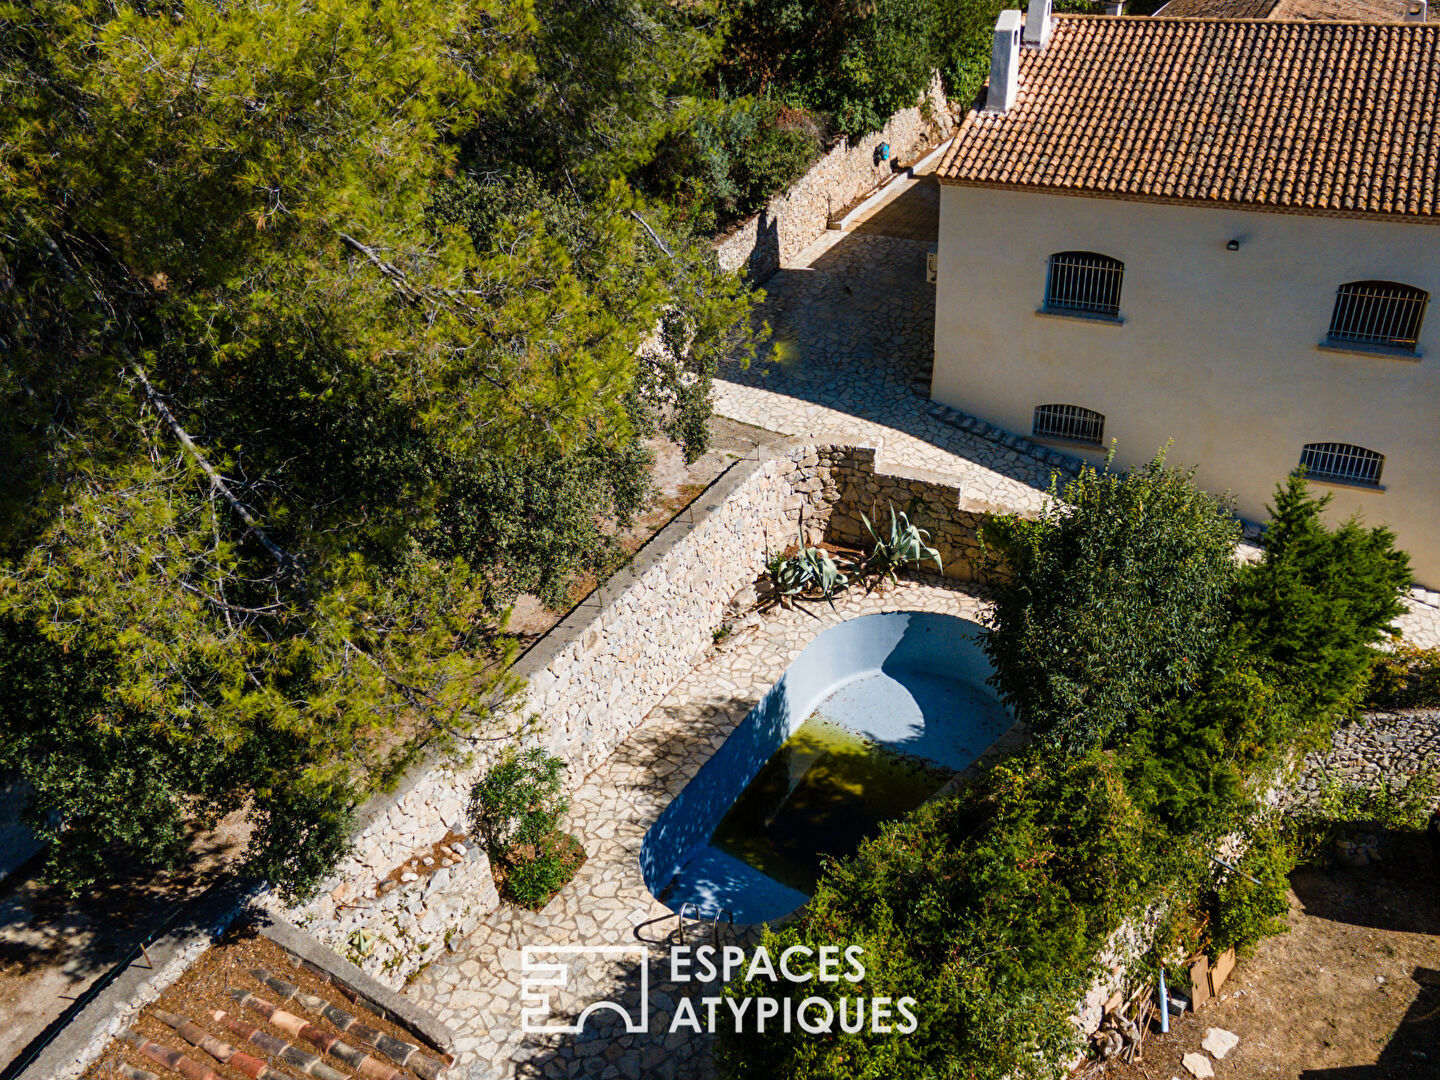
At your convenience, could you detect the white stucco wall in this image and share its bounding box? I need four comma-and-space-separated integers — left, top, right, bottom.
931, 184, 1440, 584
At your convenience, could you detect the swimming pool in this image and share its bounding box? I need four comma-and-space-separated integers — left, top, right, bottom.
639, 610, 1012, 924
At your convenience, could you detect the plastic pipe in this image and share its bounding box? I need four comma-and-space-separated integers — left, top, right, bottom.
1158, 969, 1170, 1034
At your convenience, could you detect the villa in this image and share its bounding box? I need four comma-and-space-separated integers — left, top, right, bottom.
931, 4, 1440, 580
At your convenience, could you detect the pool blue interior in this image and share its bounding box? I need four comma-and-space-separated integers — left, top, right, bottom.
639, 610, 1012, 924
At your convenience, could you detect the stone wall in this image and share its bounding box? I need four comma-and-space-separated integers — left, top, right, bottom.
714, 74, 954, 282
813, 446, 1015, 583
274, 441, 885, 985
1294, 710, 1440, 806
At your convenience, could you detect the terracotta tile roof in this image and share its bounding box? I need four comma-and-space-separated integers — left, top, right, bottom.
1157, 0, 1277, 19
937, 16, 1440, 220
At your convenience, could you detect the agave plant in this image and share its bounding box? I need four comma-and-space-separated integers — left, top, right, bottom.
861, 504, 943, 587
768, 520, 848, 605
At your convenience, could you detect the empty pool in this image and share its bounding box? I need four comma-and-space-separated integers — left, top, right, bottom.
639, 611, 1012, 924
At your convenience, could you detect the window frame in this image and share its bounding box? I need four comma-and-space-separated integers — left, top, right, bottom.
1324, 280, 1428, 356
1299, 442, 1385, 490
1041, 251, 1125, 323
1032, 403, 1106, 447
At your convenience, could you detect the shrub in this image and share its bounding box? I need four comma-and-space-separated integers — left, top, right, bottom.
1365, 643, 1440, 710
467, 748, 585, 910
723, 0, 946, 137
1234, 474, 1411, 726
467, 747, 568, 858
981, 453, 1241, 754
1205, 825, 1295, 957
716, 752, 1153, 1080
502, 832, 586, 910
647, 98, 823, 234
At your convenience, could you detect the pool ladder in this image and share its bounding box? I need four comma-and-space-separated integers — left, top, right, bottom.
674, 901, 735, 949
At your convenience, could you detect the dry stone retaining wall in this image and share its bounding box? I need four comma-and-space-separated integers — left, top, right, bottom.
1295, 710, 1440, 805
714, 74, 954, 282
277, 440, 976, 986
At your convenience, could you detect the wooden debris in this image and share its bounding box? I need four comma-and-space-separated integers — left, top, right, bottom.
119, 1031, 224, 1080
211, 1010, 349, 1080
228, 987, 403, 1080
152, 1009, 291, 1080
249, 967, 445, 1079
1209, 948, 1236, 996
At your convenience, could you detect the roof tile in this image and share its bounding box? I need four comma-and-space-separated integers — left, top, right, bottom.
938, 16, 1440, 220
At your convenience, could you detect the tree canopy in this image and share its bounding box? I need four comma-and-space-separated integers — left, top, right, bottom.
0, 0, 758, 896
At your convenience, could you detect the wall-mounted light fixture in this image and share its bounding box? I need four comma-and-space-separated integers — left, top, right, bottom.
1226, 239, 1240, 251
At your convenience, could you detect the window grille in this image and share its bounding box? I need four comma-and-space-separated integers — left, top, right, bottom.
1299, 442, 1384, 486
1327, 281, 1428, 351
1045, 252, 1124, 318
1033, 404, 1105, 445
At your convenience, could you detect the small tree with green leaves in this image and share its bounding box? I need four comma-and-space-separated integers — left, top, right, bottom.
981, 452, 1241, 754
467, 748, 581, 909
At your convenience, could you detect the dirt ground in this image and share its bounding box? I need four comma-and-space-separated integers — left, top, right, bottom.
1094, 831, 1440, 1080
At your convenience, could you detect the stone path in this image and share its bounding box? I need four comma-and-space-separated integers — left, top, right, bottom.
406, 581, 1014, 1079
715, 231, 1055, 515
711, 200, 1440, 645
849, 175, 939, 242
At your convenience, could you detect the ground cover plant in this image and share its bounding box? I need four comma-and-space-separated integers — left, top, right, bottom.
718, 456, 1411, 1080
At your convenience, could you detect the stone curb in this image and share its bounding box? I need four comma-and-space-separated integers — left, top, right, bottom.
252, 908, 454, 1057
10, 877, 262, 1080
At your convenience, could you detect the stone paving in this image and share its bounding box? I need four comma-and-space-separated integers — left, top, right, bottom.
406, 580, 1015, 1079
715, 231, 1056, 516
712, 200, 1440, 645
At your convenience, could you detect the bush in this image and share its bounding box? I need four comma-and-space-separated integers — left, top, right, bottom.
648, 98, 823, 234
1205, 826, 1295, 957
1235, 475, 1411, 725
467, 747, 569, 855
1365, 644, 1440, 710
981, 453, 1241, 754
502, 832, 587, 910
723, 0, 946, 137
467, 747, 587, 908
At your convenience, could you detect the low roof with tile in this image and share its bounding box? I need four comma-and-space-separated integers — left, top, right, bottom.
937, 15, 1440, 221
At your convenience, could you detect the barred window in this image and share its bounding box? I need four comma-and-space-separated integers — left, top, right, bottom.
1045, 252, 1124, 318
1033, 404, 1105, 445
1300, 442, 1384, 487
1327, 281, 1428, 351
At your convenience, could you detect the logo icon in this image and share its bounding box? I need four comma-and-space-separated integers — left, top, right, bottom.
519, 946, 650, 1034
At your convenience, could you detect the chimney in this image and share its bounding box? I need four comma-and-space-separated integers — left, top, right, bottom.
1104, 0, 1126, 12
1023, 0, 1052, 47
986, 10, 1023, 114
1404, 0, 1426, 20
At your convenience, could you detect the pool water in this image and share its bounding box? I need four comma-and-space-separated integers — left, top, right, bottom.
709, 714, 956, 894
640, 611, 1012, 924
